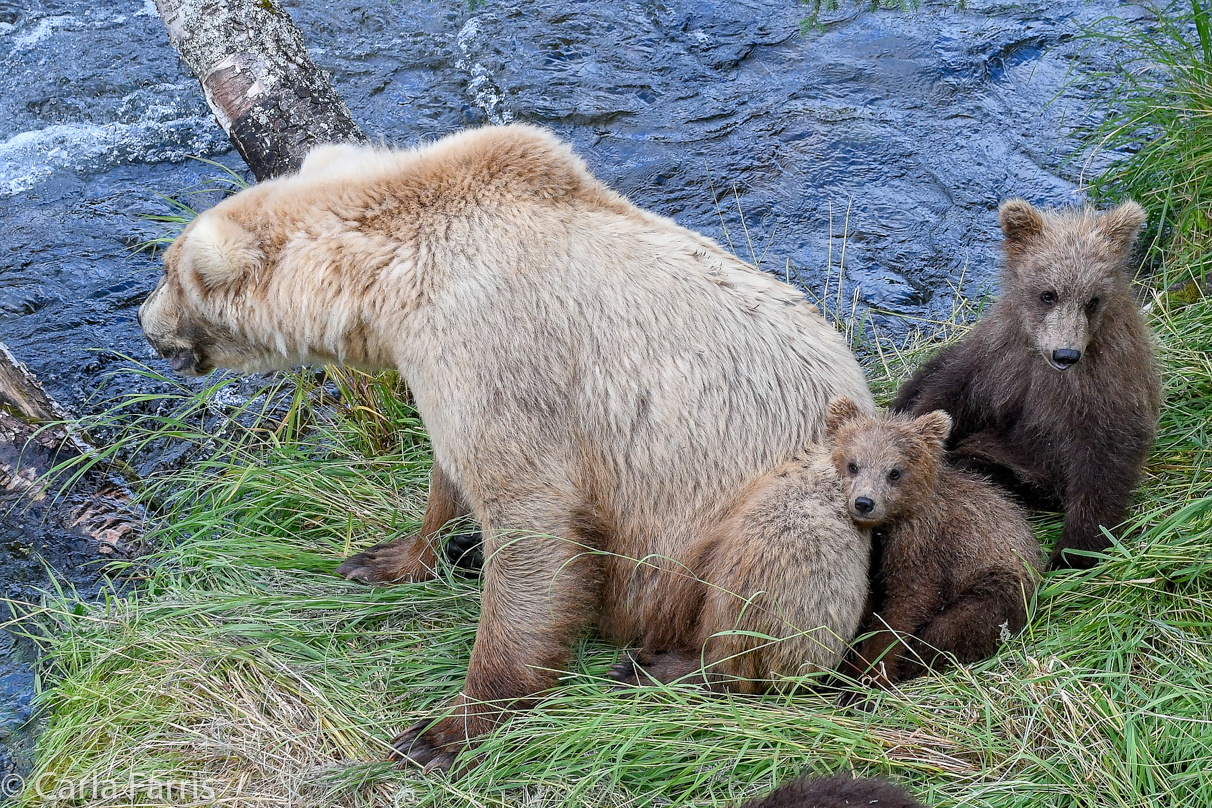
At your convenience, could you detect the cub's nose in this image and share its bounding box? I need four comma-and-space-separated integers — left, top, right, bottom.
1052, 348, 1081, 367
853, 496, 875, 515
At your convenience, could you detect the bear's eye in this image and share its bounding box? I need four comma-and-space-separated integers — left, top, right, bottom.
888, 469, 902, 482
847, 462, 858, 475
1086, 296, 1100, 313
1040, 291, 1057, 306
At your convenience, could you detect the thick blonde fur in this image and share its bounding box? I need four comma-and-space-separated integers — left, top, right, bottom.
139, 124, 875, 768
611, 445, 870, 694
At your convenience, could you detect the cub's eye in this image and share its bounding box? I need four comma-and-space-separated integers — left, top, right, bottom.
888, 469, 902, 482
847, 462, 858, 475
1040, 291, 1057, 306
1086, 296, 1100, 313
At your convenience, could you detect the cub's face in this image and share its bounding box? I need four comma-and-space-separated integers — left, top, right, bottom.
139, 205, 271, 376
825, 397, 951, 527
997, 199, 1146, 372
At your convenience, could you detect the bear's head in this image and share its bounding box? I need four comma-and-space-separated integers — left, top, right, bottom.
139, 200, 272, 376
826, 396, 951, 528
997, 198, 1146, 372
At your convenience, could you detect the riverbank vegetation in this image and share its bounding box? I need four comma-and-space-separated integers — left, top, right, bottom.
8, 5, 1212, 807
1084, 0, 1212, 274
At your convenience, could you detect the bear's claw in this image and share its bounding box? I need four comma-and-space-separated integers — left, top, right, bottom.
335, 535, 436, 584
608, 649, 701, 688
390, 721, 457, 773
607, 653, 641, 688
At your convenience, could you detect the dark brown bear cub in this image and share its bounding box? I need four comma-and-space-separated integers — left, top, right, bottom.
740, 774, 925, 808
892, 199, 1161, 570
827, 397, 1042, 687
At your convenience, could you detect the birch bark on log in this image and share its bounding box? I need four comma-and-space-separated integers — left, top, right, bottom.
154, 0, 369, 181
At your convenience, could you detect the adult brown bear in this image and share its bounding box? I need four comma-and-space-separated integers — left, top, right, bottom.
138, 125, 875, 770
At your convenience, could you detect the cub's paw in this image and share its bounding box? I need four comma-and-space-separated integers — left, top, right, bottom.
1046, 545, 1101, 571
608, 650, 643, 688
336, 535, 437, 585
836, 687, 879, 712
608, 649, 702, 688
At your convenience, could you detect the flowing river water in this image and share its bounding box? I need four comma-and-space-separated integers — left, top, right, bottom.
0, 0, 1140, 782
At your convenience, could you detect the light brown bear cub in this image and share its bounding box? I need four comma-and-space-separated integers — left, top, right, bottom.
610, 445, 870, 693
826, 397, 1043, 688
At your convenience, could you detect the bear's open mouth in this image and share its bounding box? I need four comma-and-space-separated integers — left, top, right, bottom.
162, 349, 199, 375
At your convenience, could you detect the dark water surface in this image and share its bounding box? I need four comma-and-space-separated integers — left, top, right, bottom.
0, 0, 1137, 781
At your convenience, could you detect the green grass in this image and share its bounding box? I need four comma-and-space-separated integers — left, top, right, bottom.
1083, 0, 1212, 277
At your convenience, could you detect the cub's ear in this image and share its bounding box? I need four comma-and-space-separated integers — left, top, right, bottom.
183, 215, 263, 290
913, 410, 952, 452
999, 198, 1045, 247
826, 396, 863, 437
1099, 200, 1147, 253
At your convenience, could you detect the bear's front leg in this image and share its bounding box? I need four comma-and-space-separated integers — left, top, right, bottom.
336, 461, 468, 584
951, 430, 1061, 511
846, 593, 935, 691
1050, 438, 1142, 570
391, 513, 603, 771
1050, 491, 1124, 570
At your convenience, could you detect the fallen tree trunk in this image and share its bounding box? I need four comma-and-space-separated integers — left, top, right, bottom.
0, 343, 142, 557
153, 0, 368, 180
0, 343, 66, 424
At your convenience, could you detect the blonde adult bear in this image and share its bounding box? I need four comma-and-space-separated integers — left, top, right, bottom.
138, 124, 875, 771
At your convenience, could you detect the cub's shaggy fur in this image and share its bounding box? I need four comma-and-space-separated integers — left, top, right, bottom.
609, 445, 870, 693
740, 774, 925, 808
138, 124, 875, 770
892, 199, 1160, 569
827, 398, 1042, 687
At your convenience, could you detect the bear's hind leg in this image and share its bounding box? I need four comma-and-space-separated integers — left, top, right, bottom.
898, 569, 1030, 680
336, 461, 468, 584
608, 648, 712, 688
392, 499, 605, 771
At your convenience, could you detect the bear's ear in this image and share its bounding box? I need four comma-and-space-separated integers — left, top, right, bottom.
913, 410, 952, 453
999, 198, 1045, 247
1099, 200, 1147, 253
826, 396, 863, 437
183, 215, 263, 290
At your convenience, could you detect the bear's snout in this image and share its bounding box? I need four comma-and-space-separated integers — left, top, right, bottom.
853, 496, 875, 515
1050, 348, 1081, 369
